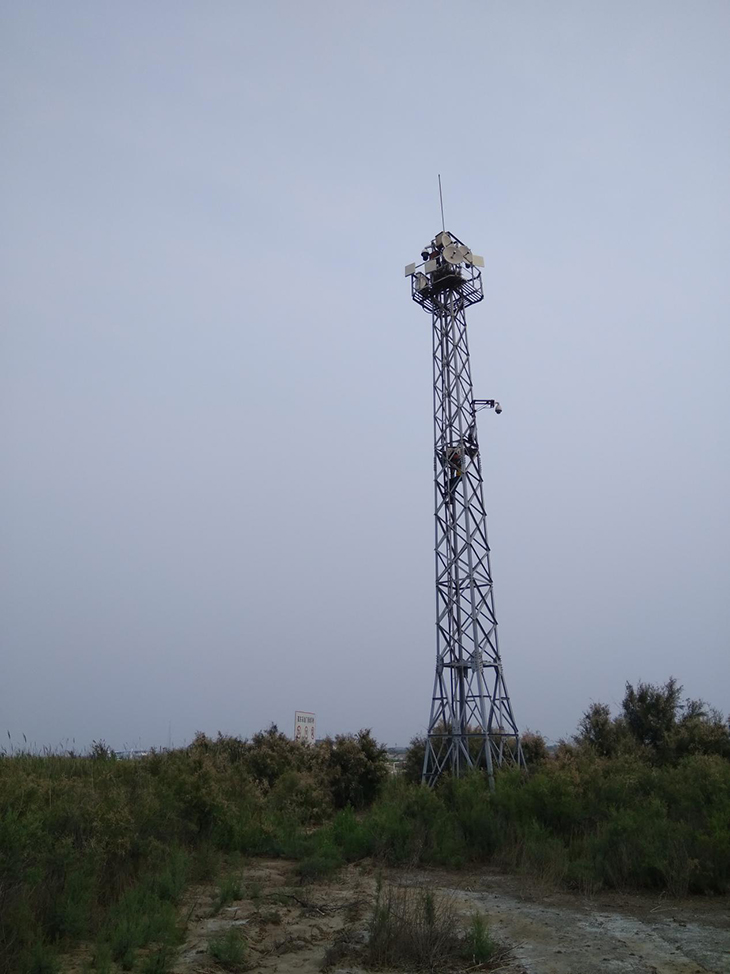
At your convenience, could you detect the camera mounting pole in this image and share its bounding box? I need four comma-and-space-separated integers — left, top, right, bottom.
472, 399, 502, 415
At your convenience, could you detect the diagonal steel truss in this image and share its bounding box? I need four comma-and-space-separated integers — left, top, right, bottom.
407, 231, 524, 788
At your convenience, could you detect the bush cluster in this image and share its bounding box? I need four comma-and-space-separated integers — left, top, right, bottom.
2, 681, 728, 972
386, 678, 730, 895
573, 678, 730, 763
0, 728, 387, 973
364, 753, 730, 895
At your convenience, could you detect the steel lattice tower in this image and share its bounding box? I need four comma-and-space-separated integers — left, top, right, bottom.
405, 230, 524, 788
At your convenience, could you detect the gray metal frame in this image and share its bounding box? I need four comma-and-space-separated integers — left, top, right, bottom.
406, 232, 524, 788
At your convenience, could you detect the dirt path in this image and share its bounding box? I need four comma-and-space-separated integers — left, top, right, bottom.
173, 860, 730, 974
175, 860, 368, 974
450, 872, 730, 974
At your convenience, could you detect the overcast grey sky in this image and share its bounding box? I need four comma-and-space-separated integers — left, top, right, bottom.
2, 1, 728, 751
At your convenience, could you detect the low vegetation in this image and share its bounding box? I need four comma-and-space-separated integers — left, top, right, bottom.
381, 679, 730, 893
366, 880, 496, 971
207, 928, 247, 970
212, 874, 243, 915
1, 680, 728, 973
0, 728, 388, 974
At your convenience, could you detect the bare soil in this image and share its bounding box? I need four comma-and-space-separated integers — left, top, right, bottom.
172, 859, 730, 974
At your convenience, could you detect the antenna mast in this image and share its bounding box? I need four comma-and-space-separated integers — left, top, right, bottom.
405, 231, 524, 788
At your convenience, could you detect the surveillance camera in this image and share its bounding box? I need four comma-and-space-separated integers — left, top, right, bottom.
494, 403, 502, 414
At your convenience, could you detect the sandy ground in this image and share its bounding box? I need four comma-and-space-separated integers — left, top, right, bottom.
445, 872, 729, 974
174, 859, 367, 974
171, 859, 730, 974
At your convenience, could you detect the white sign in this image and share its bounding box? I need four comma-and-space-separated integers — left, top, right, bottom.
295, 711, 316, 744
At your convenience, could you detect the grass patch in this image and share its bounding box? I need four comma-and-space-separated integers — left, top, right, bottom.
190, 841, 220, 882
246, 879, 263, 908
366, 880, 494, 971
21, 943, 60, 974
139, 945, 173, 974
213, 874, 243, 914
464, 912, 496, 965
208, 928, 247, 969
368, 882, 456, 969
85, 945, 112, 974
295, 852, 343, 883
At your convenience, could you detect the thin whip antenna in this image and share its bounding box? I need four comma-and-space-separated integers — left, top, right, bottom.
438, 174, 445, 231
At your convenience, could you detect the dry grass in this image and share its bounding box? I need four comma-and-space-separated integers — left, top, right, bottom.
365, 879, 497, 971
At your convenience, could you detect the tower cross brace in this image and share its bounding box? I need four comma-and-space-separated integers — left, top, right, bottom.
406, 230, 524, 788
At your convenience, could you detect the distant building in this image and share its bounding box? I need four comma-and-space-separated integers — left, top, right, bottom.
385, 746, 408, 775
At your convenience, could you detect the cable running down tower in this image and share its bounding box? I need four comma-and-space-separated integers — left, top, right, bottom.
405, 231, 524, 788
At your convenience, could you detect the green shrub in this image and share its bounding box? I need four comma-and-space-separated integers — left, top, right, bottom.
575, 679, 730, 765
140, 946, 173, 974
360, 752, 730, 894
442, 773, 498, 859
88, 945, 112, 974
622, 678, 683, 752
366, 881, 466, 970
295, 837, 343, 882
517, 822, 569, 885
213, 874, 243, 914
246, 879, 263, 907
108, 915, 142, 967
367, 777, 456, 864
318, 730, 389, 809
243, 726, 313, 789
21, 943, 59, 974
269, 770, 332, 823
328, 805, 373, 860
402, 734, 426, 784
149, 847, 188, 902
463, 913, 496, 964
208, 928, 247, 969
189, 841, 220, 882
520, 730, 550, 766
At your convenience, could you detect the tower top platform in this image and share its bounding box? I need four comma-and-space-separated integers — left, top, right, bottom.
405, 230, 484, 314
